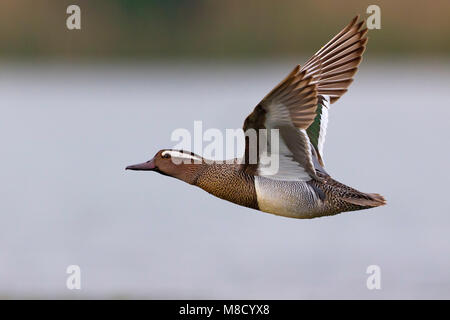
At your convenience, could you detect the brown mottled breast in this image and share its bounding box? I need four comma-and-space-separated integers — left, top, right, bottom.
193, 163, 258, 210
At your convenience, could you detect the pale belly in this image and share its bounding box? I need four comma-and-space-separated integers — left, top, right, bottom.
254, 176, 324, 219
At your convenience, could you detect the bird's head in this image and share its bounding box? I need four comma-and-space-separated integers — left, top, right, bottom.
126, 149, 203, 184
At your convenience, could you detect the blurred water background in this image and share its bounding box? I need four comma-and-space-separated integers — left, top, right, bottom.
0, 0, 449, 299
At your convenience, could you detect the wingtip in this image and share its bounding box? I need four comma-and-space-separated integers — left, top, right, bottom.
348, 15, 360, 29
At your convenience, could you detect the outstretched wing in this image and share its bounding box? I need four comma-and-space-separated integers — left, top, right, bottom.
303, 16, 368, 166
243, 65, 320, 181
242, 16, 368, 178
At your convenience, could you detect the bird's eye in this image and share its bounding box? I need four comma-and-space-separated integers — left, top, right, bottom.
162, 153, 171, 159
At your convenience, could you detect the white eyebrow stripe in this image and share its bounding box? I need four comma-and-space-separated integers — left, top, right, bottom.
162, 150, 202, 161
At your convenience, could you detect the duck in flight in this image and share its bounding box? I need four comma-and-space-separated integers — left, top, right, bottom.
126, 16, 386, 219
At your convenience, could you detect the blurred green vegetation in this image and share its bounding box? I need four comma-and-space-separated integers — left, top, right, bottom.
0, 0, 449, 60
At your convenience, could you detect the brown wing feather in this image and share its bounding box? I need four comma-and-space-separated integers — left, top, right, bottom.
258, 65, 318, 129
301, 16, 368, 103
242, 65, 319, 179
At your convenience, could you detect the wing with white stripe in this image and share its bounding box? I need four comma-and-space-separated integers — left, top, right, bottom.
243, 65, 319, 181
303, 16, 368, 165
242, 16, 368, 178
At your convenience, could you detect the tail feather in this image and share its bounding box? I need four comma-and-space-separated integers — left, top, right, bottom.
314, 173, 386, 212
341, 192, 386, 207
